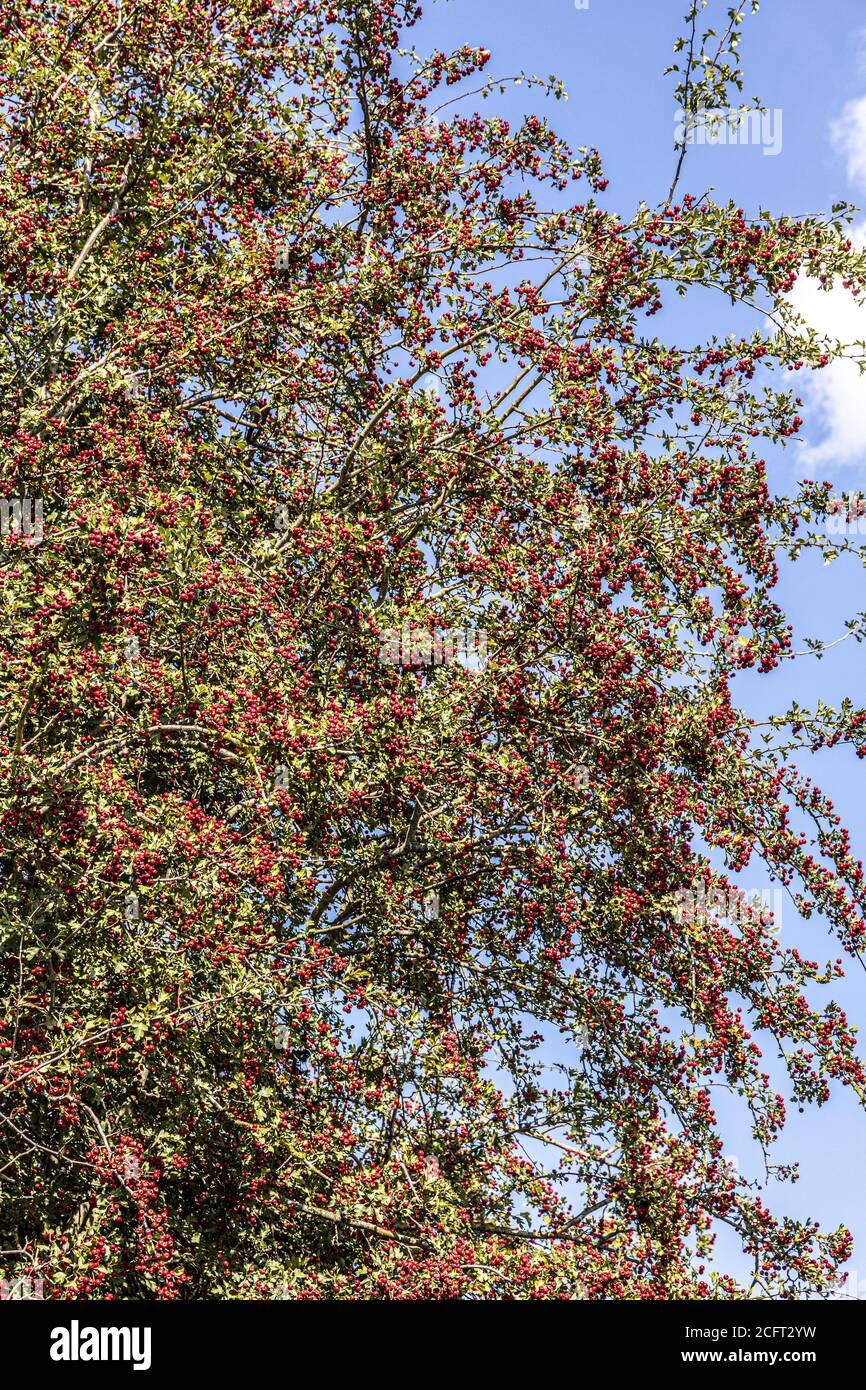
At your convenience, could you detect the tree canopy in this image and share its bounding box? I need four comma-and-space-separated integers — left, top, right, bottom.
2, 0, 866, 1299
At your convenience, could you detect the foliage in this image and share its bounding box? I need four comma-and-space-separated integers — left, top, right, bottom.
1, 0, 865, 1299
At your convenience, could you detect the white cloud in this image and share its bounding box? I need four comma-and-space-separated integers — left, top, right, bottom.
787, 223, 866, 467
775, 82, 866, 468
831, 96, 866, 190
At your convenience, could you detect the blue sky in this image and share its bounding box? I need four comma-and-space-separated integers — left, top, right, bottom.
409, 0, 866, 1293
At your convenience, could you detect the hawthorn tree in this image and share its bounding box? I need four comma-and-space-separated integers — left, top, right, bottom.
2, 0, 866, 1300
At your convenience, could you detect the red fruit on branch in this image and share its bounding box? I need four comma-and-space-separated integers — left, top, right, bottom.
0, 0, 864, 1301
